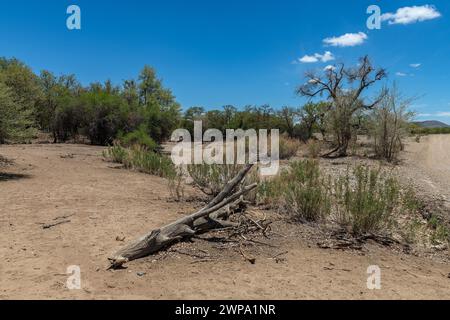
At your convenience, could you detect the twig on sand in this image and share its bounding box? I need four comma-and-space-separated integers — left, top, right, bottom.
239, 243, 256, 264
42, 220, 71, 229
38, 214, 75, 229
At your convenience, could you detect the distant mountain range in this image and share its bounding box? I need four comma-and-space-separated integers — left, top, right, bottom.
412, 120, 450, 128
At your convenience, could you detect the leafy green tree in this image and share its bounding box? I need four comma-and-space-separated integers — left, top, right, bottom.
278, 106, 299, 138
183, 106, 205, 134
0, 58, 41, 120
122, 79, 139, 107
0, 82, 35, 143
296, 102, 330, 141
81, 91, 129, 145
138, 66, 181, 142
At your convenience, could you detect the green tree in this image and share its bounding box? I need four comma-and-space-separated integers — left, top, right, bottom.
138, 66, 181, 142
0, 82, 35, 143
369, 85, 414, 162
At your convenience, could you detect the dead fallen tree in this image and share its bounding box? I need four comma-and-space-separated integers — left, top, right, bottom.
108, 164, 257, 269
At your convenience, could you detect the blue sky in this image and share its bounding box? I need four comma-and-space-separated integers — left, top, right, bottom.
1, 1, 449, 122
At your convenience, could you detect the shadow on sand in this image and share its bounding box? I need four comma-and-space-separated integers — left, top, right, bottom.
0, 172, 31, 182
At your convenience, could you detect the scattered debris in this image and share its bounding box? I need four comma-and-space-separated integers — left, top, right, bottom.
39, 214, 75, 230
42, 220, 71, 229
239, 244, 256, 264
269, 251, 288, 263
317, 229, 400, 251
170, 248, 210, 259
60, 154, 75, 159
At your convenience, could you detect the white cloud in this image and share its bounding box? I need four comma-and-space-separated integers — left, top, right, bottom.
299, 55, 319, 63
418, 112, 450, 118
382, 5, 441, 25
323, 32, 368, 47
320, 51, 335, 62
396, 72, 407, 77
324, 65, 336, 71
298, 51, 335, 64
410, 63, 421, 68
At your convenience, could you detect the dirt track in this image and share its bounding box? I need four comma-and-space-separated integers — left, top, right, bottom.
1, 143, 449, 299
400, 135, 450, 210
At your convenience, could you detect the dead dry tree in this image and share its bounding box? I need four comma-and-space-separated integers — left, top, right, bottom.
108, 164, 257, 269
297, 56, 387, 158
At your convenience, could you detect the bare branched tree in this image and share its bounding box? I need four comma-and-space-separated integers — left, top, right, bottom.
297, 56, 387, 157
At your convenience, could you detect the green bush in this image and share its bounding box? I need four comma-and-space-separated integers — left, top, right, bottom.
283, 160, 331, 222
126, 146, 175, 178
103, 143, 128, 164
402, 187, 423, 213
335, 166, 400, 235
257, 176, 284, 206
258, 160, 331, 222
306, 139, 321, 159
103, 145, 175, 178
120, 126, 158, 151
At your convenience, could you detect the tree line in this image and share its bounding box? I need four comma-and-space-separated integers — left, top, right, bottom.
0, 56, 330, 145
0, 55, 414, 161
0, 58, 181, 146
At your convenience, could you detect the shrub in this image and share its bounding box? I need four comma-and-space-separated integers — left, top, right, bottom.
334, 166, 400, 235
427, 214, 449, 244
120, 126, 158, 151
306, 139, 321, 159
283, 160, 331, 222
279, 135, 301, 160
402, 187, 423, 213
369, 86, 413, 162
126, 146, 175, 177
103, 145, 175, 178
187, 163, 242, 196
257, 175, 284, 207
167, 168, 185, 202
103, 143, 128, 164
258, 160, 331, 222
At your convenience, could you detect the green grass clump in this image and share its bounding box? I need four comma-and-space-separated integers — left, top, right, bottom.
126, 146, 175, 177
103, 144, 175, 178
283, 160, 331, 222
335, 166, 400, 235
119, 126, 158, 152
102, 143, 128, 164
258, 160, 331, 222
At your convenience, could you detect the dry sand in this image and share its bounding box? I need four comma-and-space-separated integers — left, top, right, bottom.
0, 142, 449, 299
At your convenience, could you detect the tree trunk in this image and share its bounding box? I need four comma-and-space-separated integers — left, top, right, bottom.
108, 164, 256, 269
